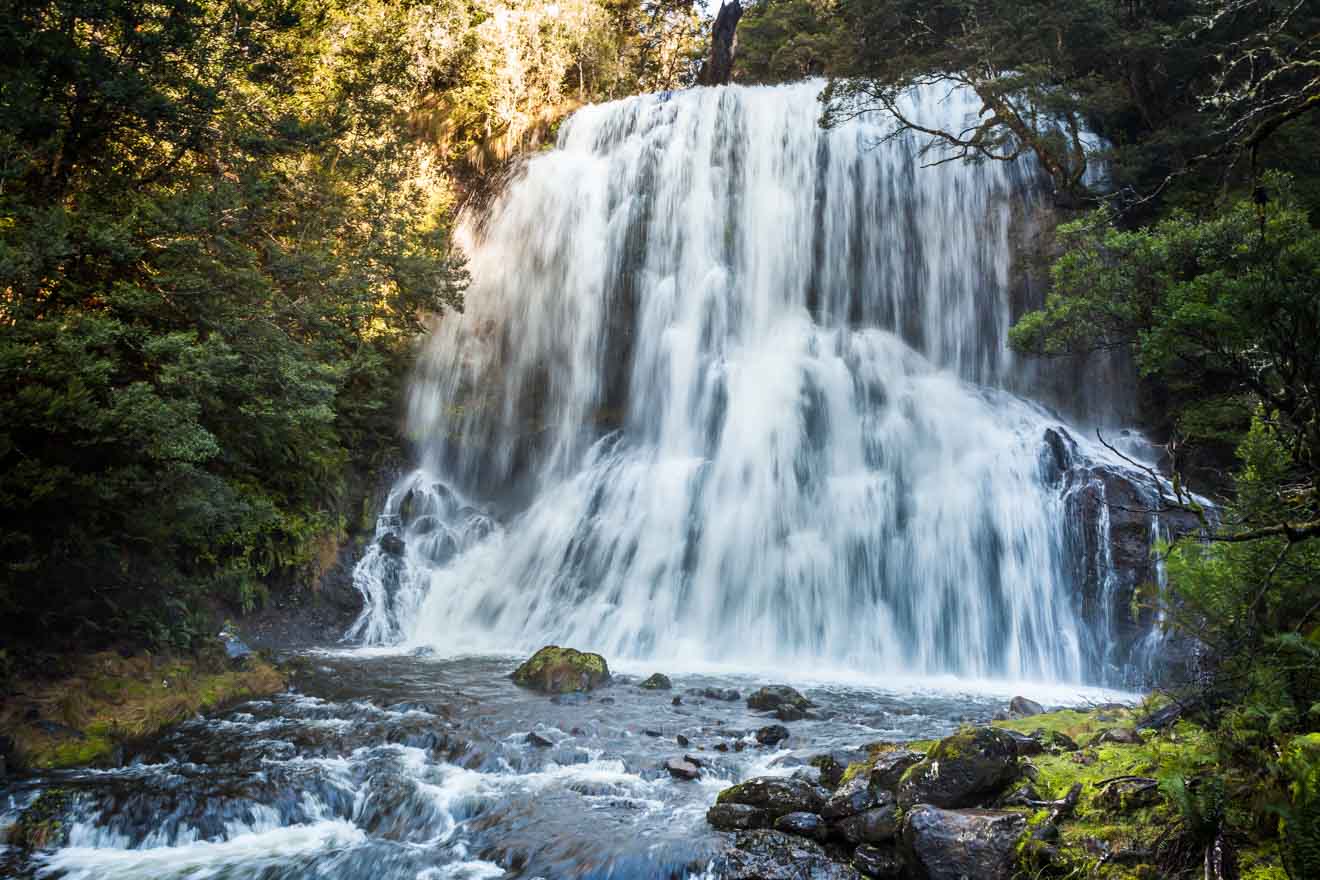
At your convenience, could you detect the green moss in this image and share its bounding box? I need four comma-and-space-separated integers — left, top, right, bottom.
510, 645, 611, 693
10, 788, 71, 850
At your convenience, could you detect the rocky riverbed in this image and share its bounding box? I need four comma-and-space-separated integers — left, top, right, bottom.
2, 646, 1222, 880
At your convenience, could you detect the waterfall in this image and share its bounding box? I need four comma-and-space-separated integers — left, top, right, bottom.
351, 81, 1163, 685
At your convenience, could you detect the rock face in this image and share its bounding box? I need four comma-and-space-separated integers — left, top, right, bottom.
896, 728, 1019, 809
510, 646, 610, 693
716, 776, 826, 820
902, 806, 1027, 880
718, 830, 862, 880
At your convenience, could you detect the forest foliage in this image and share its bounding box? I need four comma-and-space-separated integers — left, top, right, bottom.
0, 0, 706, 652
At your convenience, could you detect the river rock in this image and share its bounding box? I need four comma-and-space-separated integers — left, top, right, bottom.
822, 773, 888, 819
896, 727, 1019, 809
1009, 696, 1045, 717
747, 685, 813, 714
999, 729, 1044, 756
510, 645, 610, 694
756, 724, 790, 746
902, 805, 1027, 880
718, 830, 862, 880
690, 686, 741, 702
640, 673, 672, 690
809, 749, 868, 788
774, 811, 829, 841
716, 776, 826, 819
708, 803, 769, 831
835, 804, 899, 844
853, 843, 903, 878
526, 731, 554, 748
666, 757, 701, 780
378, 532, 406, 556
868, 748, 925, 790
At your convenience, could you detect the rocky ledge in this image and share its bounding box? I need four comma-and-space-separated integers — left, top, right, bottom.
706, 697, 1267, 880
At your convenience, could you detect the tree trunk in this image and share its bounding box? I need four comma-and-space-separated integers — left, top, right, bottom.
699, 1, 742, 86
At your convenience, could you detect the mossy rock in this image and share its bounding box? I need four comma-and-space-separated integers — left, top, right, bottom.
510, 646, 610, 694
10, 788, 72, 850
896, 727, 1019, 809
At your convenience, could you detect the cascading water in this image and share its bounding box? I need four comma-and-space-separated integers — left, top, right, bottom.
353, 80, 1164, 685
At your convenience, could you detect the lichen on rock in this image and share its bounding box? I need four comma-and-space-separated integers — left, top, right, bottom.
510, 645, 611, 694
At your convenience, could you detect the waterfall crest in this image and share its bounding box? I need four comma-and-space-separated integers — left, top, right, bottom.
352, 81, 1163, 684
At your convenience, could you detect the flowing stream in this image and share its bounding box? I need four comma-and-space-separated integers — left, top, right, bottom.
4, 81, 1174, 878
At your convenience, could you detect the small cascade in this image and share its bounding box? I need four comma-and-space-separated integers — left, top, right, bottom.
352, 81, 1179, 685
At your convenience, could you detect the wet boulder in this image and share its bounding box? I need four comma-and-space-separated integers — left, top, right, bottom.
378, 532, 406, 556
822, 773, 888, 819
718, 830, 862, 880
748, 685, 814, 714
868, 748, 925, 791
902, 805, 1027, 880
999, 729, 1043, 757
708, 803, 769, 831
640, 673, 673, 690
809, 749, 868, 789
896, 727, 1019, 809
510, 646, 610, 694
756, 724, 790, 746
774, 811, 830, 842
715, 776, 826, 820
853, 843, 903, 878
666, 757, 701, 780
1009, 696, 1045, 717
835, 804, 900, 845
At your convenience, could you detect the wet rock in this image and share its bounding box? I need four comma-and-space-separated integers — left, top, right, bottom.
775, 704, 811, 721
718, 830, 862, 880
868, 749, 924, 790
386, 701, 436, 715
666, 757, 701, 780
809, 749, 868, 789
677, 734, 690, 747
378, 532, 406, 556
691, 687, 741, 702
511, 645, 610, 694
708, 803, 769, 831
836, 804, 899, 844
526, 731, 554, 748
756, 724, 790, 746
748, 685, 813, 714
684, 754, 707, 767
673, 696, 682, 706
896, 727, 1019, 809
902, 805, 1027, 880
791, 766, 824, 785
997, 783, 1041, 808
643, 729, 663, 737
999, 729, 1043, 756
1136, 702, 1185, 730
1010, 696, 1045, 717
853, 843, 902, 878
640, 673, 673, 690
774, 811, 829, 842
716, 776, 826, 819
822, 773, 888, 819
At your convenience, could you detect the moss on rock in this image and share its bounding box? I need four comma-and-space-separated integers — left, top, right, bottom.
510, 645, 610, 693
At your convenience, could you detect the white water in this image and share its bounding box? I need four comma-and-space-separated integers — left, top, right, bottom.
353, 81, 1154, 684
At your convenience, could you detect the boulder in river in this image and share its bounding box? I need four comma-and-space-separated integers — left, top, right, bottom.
822, 773, 888, 819
747, 685, 813, 714
756, 724, 790, 746
708, 803, 769, 831
835, 804, 900, 845
718, 830, 862, 880
902, 805, 1027, 880
715, 776, 826, 820
1009, 696, 1045, 717
773, 811, 829, 841
510, 646, 610, 694
808, 749, 868, 789
852, 843, 903, 878
868, 748, 925, 791
640, 673, 672, 690
896, 727, 1019, 809
665, 757, 701, 780
691, 686, 741, 702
